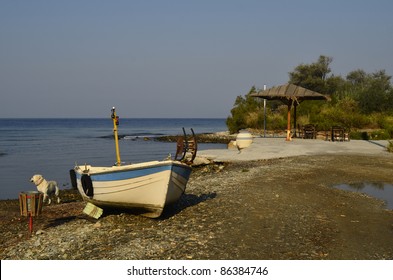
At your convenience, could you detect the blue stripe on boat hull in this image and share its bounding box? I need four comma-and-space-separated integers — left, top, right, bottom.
91, 165, 171, 181
172, 164, 191, 181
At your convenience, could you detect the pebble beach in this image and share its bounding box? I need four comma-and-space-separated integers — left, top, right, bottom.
1, 137, 393, 260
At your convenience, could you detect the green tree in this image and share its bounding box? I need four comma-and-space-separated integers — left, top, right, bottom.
356, 70, 393, 113
346, 69, 368, 87
226, 86, 262, 133
288, 55, 334, 94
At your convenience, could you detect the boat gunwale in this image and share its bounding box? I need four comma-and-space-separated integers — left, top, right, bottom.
74, 160, 191, 176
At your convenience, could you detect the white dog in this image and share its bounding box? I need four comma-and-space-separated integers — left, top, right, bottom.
30, 174, 61, 204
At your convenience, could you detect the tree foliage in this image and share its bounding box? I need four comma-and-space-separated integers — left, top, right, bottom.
356, 70, 393, 113
289, 55, 334, 94
226, 86, 262, 133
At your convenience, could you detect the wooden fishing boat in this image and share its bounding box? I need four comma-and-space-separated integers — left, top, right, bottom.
71, 108, 197, 218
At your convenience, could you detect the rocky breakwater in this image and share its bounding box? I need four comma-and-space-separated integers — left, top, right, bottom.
156, 131, 235, 144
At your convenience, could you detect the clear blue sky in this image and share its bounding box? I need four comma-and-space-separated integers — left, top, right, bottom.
1, 0, 392, 118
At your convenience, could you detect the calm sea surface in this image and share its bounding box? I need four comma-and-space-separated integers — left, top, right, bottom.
334, 182, 393, 210
0, 118, 227, 199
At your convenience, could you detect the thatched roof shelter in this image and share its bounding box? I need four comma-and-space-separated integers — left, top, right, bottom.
250, 84, 329, 140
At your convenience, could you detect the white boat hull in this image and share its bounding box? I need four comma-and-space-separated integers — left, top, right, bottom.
74, 160, 192, 218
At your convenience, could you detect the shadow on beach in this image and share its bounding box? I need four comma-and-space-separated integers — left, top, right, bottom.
99, 192, 218, 220
160, 192, 217, 220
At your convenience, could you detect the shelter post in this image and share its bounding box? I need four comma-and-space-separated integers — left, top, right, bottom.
286, 103, 292, 141
293, 103, 298, 137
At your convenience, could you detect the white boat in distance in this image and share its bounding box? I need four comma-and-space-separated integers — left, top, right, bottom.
71, 108, 197, 218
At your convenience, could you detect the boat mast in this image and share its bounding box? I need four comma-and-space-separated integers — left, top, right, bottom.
111, 107, 121, 166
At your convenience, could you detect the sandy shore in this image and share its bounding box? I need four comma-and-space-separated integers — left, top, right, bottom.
1, 138, 393, 260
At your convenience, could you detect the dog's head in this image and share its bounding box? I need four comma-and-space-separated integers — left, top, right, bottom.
30, 174, 44, 186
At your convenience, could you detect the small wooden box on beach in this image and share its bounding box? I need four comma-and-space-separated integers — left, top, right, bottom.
19, 191, 43, 217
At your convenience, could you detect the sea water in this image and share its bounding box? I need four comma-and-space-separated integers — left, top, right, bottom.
0, 118, 227, 199
334, 182, 393, 210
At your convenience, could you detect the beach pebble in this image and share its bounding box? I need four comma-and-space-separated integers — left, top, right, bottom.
34, 239, 41, 247
93, 222, 102, 228
36, 229, 45, 235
